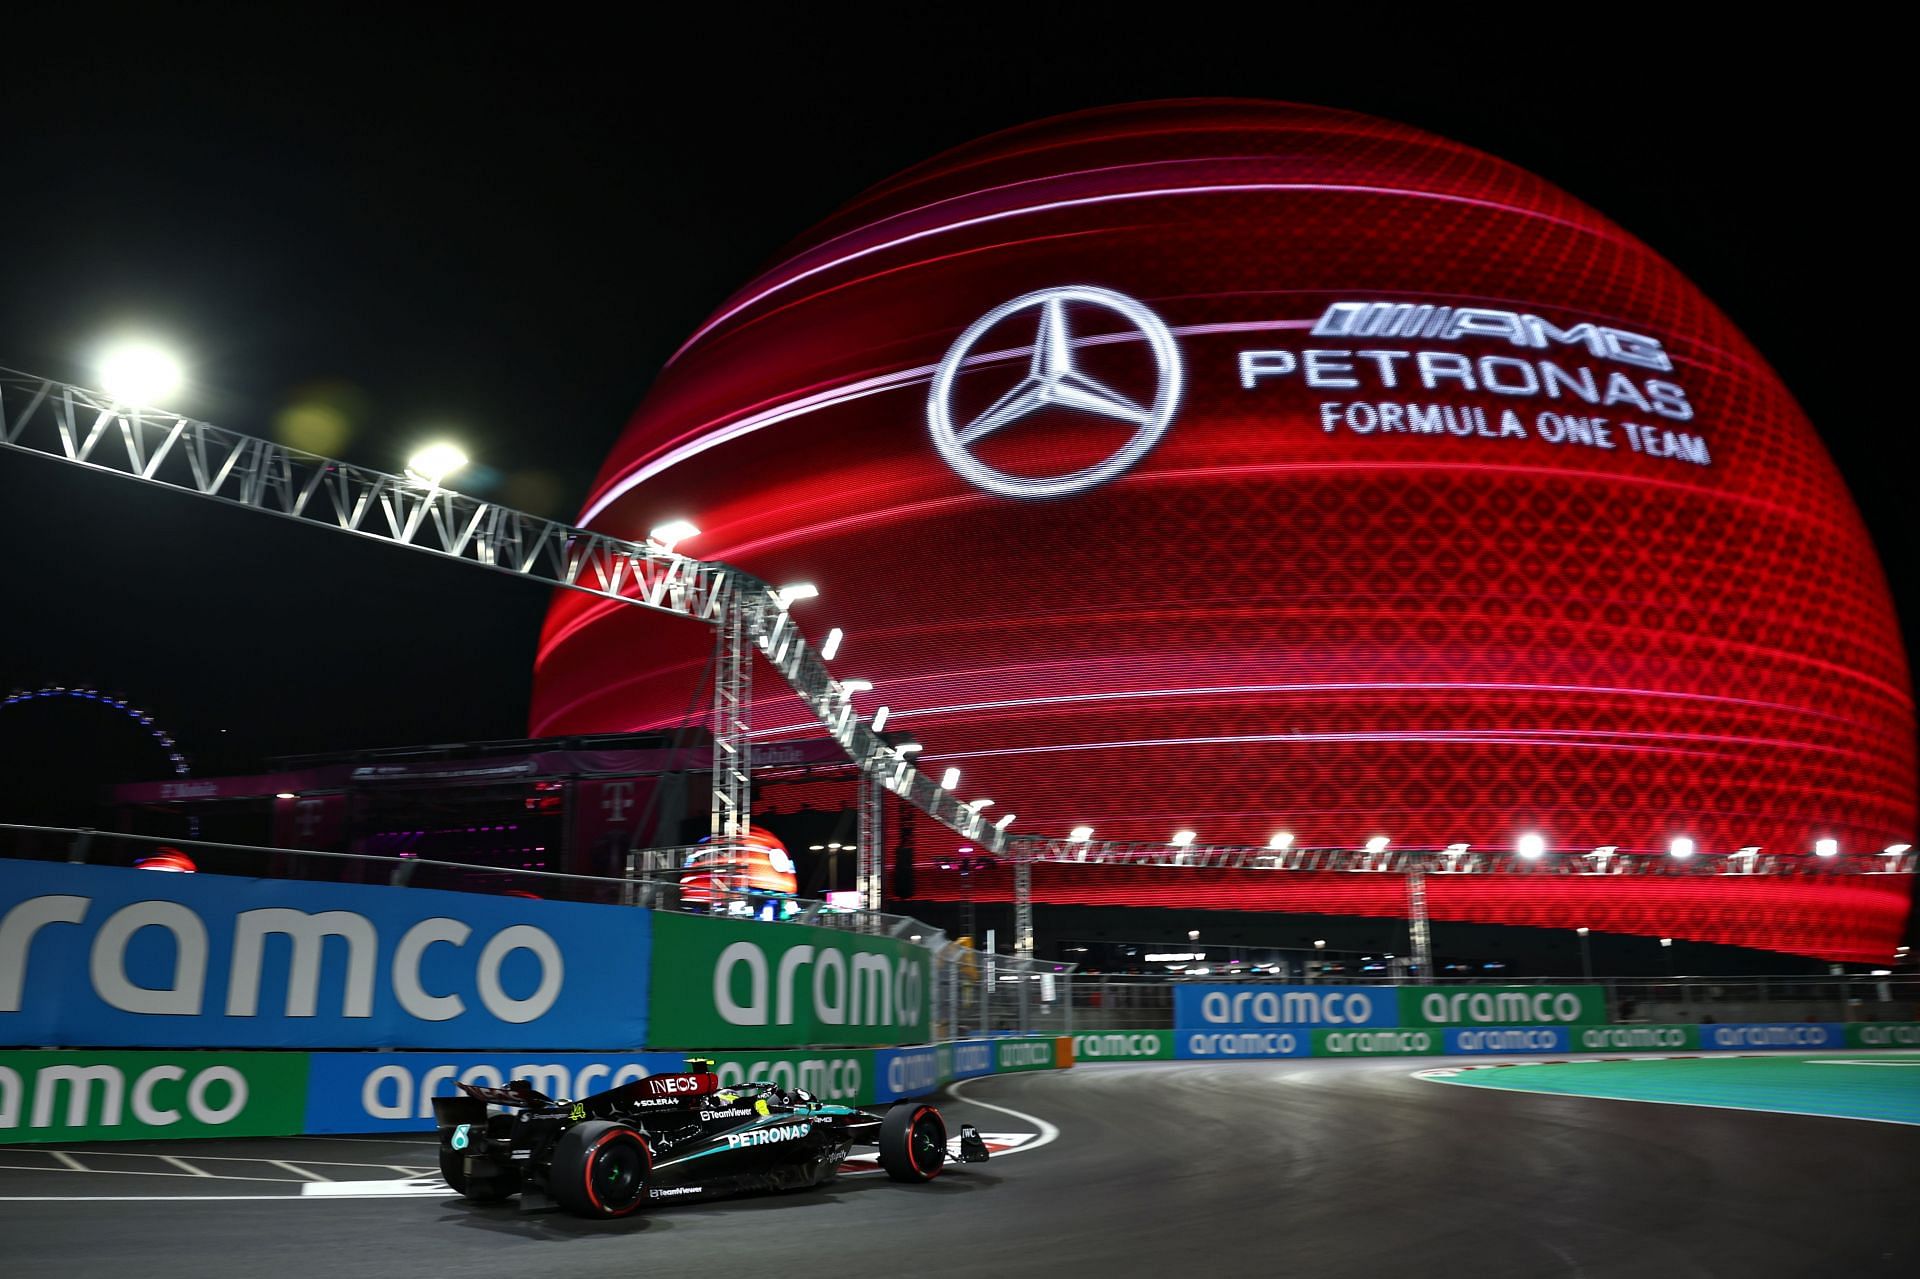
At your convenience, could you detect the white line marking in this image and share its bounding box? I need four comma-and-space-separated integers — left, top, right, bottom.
1806, 1059, 1920, 1067
301, 1177, 446, 1198
160, 1156, 211, 1177
49, 1152, 87, 1173
283, 1135, 438, 1146
0, 1163, 299, 1183
947, 1076, 1060, 1157
266, 1161, 329, 1182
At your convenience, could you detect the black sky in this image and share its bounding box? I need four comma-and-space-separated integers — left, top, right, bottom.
0, 14, 1909, 792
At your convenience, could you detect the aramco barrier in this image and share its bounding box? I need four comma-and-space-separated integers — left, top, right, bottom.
0, 852, 1076, 1145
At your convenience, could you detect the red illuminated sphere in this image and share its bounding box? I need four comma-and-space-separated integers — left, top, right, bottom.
534, 101, 1915, 960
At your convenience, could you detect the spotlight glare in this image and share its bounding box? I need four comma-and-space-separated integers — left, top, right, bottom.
647, 518, 700, 551
820, 627, 844, 660
940, 766, 961, 790
1267, 831, 1293, 851
870, 705, 890, 732
1814, 838, 1839, 858
405, 441, 469, 484
1364, 835, 1389, 854
98, 340, 184, 407
1516, 832, 1546, 860
1068, 826, 1094, 842
1171, 830, 1196, 847
1669, 837, 1695, 860
775, 582, 819, 608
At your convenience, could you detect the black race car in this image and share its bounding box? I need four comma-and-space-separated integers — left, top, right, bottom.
432, 1059, 989, 1218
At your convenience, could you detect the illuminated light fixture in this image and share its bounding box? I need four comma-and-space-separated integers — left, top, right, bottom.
275, 792, 297, 800
870, 705, 890, 732
1267, 831, 1294, 851
994, 813, 1015, 830
774, 582, 819, 608
1886, 843, 1912, 855
826, 842, 842, 850
98, 340, 184, 407
940, 766, 961, 790
1659, 937, 1674, 947
808, 844, 825, 851
1814, 838, 1839, 858
820, 627, 844, 660
1576, 926, 1590, 937
405, 441, 469, 485
1516, 833, 1546, 860
1188, 930, 1201, 941
647, 518, 700, 552
966, 798, 993, 811
1313, 939, 1327, 950
1145, 951, 1205, 963
1443, 842, 1470, 856
1364, 835, 1390, 854
1669, 837, 1695, 860
839, 679, 873, 694
1068, 826, 1094, 842
1171, 830, 1197, 847
894, 742, 923, 756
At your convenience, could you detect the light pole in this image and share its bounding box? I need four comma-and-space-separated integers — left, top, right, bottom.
1659, 936, 1675, 978
1576, 926, 1593, 981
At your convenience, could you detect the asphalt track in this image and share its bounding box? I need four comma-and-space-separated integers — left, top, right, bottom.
2, 1059, 1915, 1278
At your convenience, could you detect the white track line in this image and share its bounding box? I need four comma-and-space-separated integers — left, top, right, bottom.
160, 1156, 211, 1177
49, 1153, 87, 1173
947, 1076, 1060, 1157
267, 1161, 330, 1182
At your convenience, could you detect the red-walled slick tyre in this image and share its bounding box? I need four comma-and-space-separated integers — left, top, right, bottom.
878, 1103, 947, 1183
549, 1121, 651, 1218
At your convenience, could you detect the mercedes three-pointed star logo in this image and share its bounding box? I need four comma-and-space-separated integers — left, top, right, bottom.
927, 285, 1184, 499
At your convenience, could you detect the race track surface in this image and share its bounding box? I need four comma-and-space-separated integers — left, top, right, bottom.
3, 1058, 1915, 1278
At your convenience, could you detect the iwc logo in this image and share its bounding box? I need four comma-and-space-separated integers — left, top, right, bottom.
927, 285, 1182, 499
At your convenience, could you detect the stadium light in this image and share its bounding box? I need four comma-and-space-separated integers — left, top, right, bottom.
1364, 835, 1389, 854
1171, 830, 1197, 847
995, 813, 1016, 830
1267, 831, 1294, 850
775, 582, 819, 608
275, 791, 296, 800
1313, 939, 1326, 950
839, 679, 873, 693
405, 441, 468, 485
1887, 843, 1913, 855
647, 518, 700, 552
1659, 937, 1673, 947
1068, 826, 1094, 842
808, 844, 825, 851
966, 798, 993, 811
1669, 837, 1695, 860
870, 705, 890, 732
895, 742, 923, 755
1814, 838, 1839, 858
1516, 832, 1546, 860
940, 766, 961, 790
98, 340, 184, 407
1576, 926, 1590, 936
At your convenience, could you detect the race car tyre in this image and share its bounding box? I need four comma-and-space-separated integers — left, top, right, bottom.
439, 1145, 521, 1202
878, 1103, 947, 1183
550, 1121, 652, 1218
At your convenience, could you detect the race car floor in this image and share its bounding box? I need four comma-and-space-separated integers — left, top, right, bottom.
2, 1058, 1915, 1278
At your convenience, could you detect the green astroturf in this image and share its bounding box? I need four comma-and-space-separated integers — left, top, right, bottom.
1436, 1054, 1920, 1125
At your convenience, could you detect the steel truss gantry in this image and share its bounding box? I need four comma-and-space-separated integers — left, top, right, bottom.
0, 368, 1005, 863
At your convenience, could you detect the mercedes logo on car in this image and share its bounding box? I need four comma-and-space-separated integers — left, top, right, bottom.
926, 285, 1183, 499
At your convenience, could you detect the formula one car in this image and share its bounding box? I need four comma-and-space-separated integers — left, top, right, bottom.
432, 1059, 989, 1218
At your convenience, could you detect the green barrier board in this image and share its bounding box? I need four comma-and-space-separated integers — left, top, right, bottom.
0, 1050, 309, 1144
1070, 1030, 1174, 1061
1398, 985, 1607, 1026
648, 912, 931, 1049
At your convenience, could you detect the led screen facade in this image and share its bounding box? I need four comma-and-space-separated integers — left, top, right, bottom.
532, 101, 1915, 960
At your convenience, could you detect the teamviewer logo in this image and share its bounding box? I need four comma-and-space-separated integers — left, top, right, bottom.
926, 285, 1183, 499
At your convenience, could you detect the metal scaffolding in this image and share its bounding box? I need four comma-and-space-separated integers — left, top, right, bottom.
857, 772, 885, 913
0, 368, 1006, 863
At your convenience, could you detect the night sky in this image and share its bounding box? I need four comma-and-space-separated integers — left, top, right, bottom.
0, 17, 1909, 801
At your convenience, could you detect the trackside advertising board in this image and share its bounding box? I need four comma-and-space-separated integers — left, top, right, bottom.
1574, 1024, 1698, 1052
1071, 1030, 1174, 1061
1398, 986, 1606, 1027
1847, 1022, 1920, 1049
304, 1051, 684, 1133
0, 861, 651, 1049
1175, 984, 1399, 1031
1698, 1023, 1846, 1051
1, 1050, 308, 1144
1312, 1028, 1440, 1056
1443, 1026, 1570, 1054
1176, 1030, 1311, 1059
648, 911, 931, 1049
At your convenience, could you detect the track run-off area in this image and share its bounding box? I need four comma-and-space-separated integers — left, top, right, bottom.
2, 1058, 1914, 1278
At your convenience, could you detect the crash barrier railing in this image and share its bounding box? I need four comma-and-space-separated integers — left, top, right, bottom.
1065, 974, 1920, 1032
0, 1036, 1077, 1146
